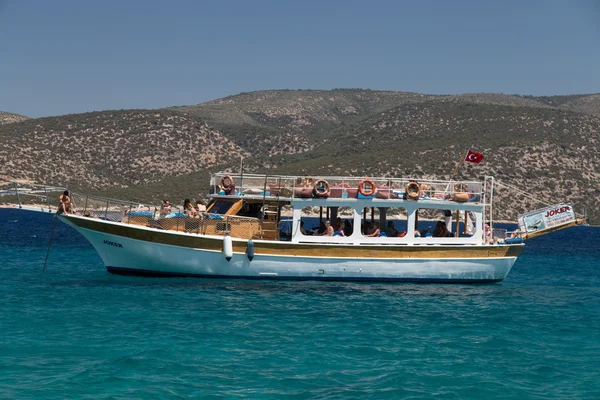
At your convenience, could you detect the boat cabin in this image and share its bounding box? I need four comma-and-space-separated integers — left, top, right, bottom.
205, 173, 493, 245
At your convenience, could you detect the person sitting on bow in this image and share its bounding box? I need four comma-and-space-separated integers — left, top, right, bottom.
58, 190, 74, 214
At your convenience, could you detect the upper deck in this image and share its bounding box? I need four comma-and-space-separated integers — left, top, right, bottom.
210, 173, 488, 208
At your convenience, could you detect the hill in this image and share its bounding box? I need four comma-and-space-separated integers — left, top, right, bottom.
0, 109, 247, 190
1, 90, 599, 223
0, 111, 28, 125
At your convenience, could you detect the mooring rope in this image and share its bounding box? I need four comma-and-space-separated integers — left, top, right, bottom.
495, 180, 553, 206
42, 213, 59, 272
495, 180, 585, 219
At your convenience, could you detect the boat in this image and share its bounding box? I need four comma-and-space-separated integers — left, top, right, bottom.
2, 174, 586, 283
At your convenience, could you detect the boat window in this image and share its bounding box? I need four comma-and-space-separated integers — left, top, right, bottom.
296, 206, 351, 236
359, 207, 407, 238
415, 208, 475, 238
298, 206, 324, 236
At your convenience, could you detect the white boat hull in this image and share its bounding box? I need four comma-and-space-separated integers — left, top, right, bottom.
70, 221, 518, 283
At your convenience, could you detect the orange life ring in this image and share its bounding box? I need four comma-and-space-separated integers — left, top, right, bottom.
358, 179, 376, 197
405, 181, 421, 200
313, 179, 330, 197
220, 175, 235, 195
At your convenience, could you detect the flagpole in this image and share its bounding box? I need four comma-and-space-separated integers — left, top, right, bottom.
450, 149, 469, 180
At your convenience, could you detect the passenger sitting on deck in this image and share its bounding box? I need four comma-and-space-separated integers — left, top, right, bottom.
195, 200, 206, 213
317, 221, 326, 235
365, 222, 380, 237
364, 221, 373, 235
336, 222, 346, 237
58, 190, 74, 214
183, 199, 196, 216
432, 221, 443, 237
433, 221, 453, 237
303, 174, 313, 188
510, 228, 522, 238
385, 221, 398, 237
343, 219, 353, 236
300, 220, 310, 235
160, 200, 172, 216
318, 220, 334, 236
484, 223, 492, 244
334, 217, 342, 231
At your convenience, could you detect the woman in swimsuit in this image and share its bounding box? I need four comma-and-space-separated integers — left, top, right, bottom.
183, 199, 196, 216
59, 190, 73, 214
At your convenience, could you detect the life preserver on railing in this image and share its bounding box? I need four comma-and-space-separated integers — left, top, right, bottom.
313, 179, 330, 197
220, 175, 235, 195
358, 179, 376, 197
405, 181, 421, 200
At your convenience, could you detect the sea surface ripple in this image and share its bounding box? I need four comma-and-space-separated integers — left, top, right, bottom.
1, 209, 599, 399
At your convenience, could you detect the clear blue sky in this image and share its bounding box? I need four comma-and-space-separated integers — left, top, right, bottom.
1, 0, 599, 117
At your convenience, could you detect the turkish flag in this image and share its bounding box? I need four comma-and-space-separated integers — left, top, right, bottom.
464, 150, 484, 163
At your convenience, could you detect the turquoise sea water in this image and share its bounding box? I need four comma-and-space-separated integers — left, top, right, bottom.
1, 209, 599, 399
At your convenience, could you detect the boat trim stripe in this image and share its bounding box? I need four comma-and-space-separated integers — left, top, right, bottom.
66, 215, 523, 259
106, 266, 504, 284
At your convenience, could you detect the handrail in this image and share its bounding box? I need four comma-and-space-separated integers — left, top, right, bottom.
211, 172, 483, 184
210, 172, 486, 204
61, 190, 263, 240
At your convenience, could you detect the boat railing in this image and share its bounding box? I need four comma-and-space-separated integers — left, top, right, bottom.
1, 178, 262, 239
210, 173, 484, 203
69, 192, 262, 240
0, 178, 66, 212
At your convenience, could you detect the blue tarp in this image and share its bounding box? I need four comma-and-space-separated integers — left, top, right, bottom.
165, 212, 186, 218
504, 237, 523, 244
129, 211, 154, 216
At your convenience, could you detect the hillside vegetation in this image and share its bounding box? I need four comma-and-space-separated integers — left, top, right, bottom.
1, 90, 599, 223
0, 111, 28, 125
0, 110, 246, 190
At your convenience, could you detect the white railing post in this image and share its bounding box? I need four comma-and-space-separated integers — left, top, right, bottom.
489, 177, 494, 230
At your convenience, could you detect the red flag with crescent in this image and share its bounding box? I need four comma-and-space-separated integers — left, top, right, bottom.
464, 150, 484, 163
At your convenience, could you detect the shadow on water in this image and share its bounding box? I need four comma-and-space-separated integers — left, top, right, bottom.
46, 273, 513, 301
